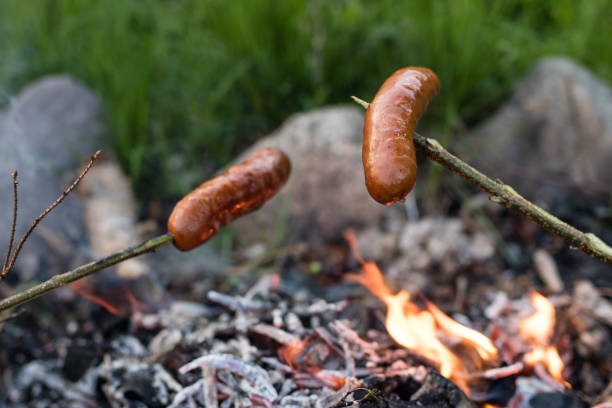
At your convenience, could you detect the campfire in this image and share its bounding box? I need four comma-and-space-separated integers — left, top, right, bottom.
344, 230, 500, 395
2, 66, 611, 407
340, 230, 580, 406
2, 150, 610, 408
3, 226, 607, 407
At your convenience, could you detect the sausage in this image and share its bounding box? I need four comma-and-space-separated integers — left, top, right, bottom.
168, 148, 291, 251
363, 67, 440, 205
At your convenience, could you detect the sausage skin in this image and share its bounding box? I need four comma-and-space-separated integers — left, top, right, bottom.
168, 148, 291, 251
363, 67, 440, 205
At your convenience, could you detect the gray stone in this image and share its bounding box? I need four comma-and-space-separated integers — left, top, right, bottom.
0, 74, 224, 305
0, 75, 106, 280
79, 159, 149, 280
460, 57, 612, 202
230, 106, 398, 245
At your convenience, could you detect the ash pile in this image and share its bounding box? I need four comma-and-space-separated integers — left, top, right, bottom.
1, 271, 468, 408
1, 257, 610, 407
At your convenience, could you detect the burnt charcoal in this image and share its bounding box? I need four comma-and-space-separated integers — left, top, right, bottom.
476, 372, 517, 406
409, 372, 476, 408
0, 313, 60, 365
529, 392, 590, 408
354, 371, 476, 408
98, 313, 131, 337
334, 387, 388, 407
574, 360, 609, 396
98, 362, 170, 408
391, 376, 422, 400
62, 341, 101, 381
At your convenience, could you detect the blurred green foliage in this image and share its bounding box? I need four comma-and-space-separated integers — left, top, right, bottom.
1, 0, 611, 199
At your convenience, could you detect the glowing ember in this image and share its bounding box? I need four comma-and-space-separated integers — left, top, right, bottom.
71, 281, 121, 315
71, 281, 141, 316
519, 292, 568, 387
344, 231, 498, 394
278, 338, 306, 370
279, 337, 347, 390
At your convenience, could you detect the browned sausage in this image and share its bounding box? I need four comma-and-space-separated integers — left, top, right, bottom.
363, 67, 440, 205
168, 148, 291, 251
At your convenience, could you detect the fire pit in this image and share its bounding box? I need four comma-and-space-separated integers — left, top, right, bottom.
1, 67, 611, 407
2, 224, 610, 407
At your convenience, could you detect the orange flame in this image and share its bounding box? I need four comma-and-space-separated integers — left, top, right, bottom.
519, 292, 568, 387
344, 231, 498, 394
519, 292, 555, 345
425, 299, 499, 362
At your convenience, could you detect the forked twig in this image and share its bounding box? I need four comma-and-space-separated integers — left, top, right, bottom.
352, 97, 612, 265
1, 172, 19, 280
2, 150, 101, 277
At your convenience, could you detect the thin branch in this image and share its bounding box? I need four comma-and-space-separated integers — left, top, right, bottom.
353, 98, 612, 265
0, 233, 173, 312
3, 150, 101, 276
0, 309, 24, 324
350, 95, 370, 110
1, 172, 19, 280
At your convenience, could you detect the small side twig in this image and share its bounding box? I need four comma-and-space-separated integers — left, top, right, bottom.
0, 172, 19, 280
3, 150, 101, 277
0, 233, 173, 312
0, 309, 24, 324
339, 387, 382, 407
352, 97, 612, 265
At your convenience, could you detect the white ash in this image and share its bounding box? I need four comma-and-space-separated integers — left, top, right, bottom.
11, 360, 95, 405
6, 271, 500, 407
573, 280, 612, 326
149, 328, 184, 357
109, 335, 148, 357
396, 217, 495, 275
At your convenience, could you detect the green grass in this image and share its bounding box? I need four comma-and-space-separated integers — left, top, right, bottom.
1, 0, 611, 200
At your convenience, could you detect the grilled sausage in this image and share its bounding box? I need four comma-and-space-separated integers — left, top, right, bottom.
168, 148, 291, 251
363, 67, 440, 205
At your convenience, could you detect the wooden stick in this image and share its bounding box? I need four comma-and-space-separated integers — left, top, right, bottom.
0, 233, 173, 312
352, 97, 612, 265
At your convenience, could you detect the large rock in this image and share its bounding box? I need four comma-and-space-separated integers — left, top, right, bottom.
0, 74, 228, 313
231, 106, 397, 245
460, 57, 612, 203
0, 75, 106, 281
